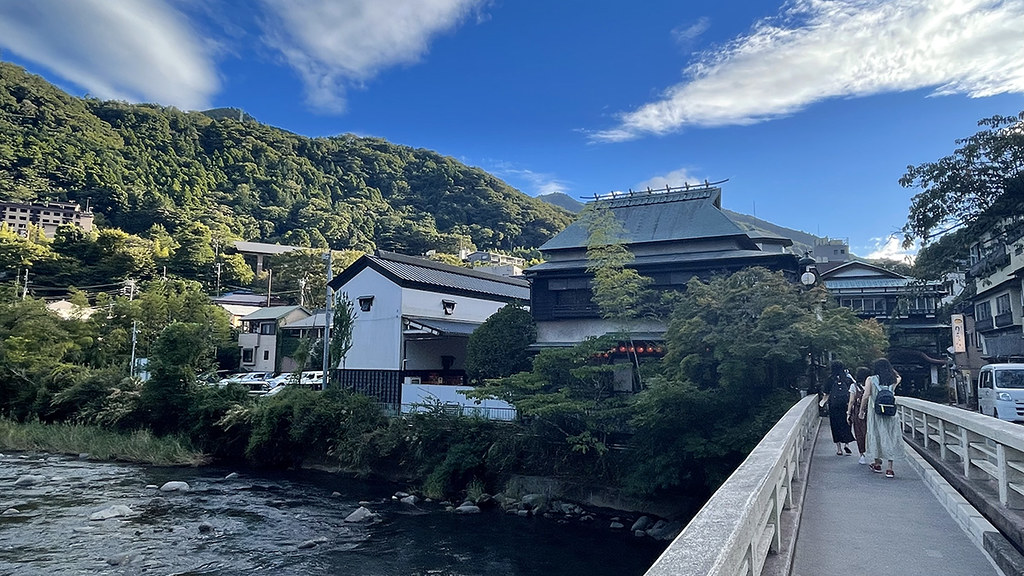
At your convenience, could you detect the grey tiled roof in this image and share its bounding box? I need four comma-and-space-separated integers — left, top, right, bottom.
824, 278, 942, 289
330, 251, 529, 301
540, 187, 749, 251
240, 305, 308, 321
527, 249, 789, 273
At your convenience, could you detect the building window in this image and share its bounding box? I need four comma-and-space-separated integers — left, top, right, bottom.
548, 277, 590, 290
242, 348, 254, 364
442, 299, 456, 315
358, 295, 374, 312
976, 301, 992, 321
263, 350, 270, 361
259, 322, 276, 335
997, 293, 1011, 315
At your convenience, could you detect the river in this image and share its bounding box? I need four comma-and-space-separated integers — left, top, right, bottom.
0, 451, 667, 576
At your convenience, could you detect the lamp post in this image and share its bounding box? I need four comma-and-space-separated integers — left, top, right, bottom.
799, 251, 818, 288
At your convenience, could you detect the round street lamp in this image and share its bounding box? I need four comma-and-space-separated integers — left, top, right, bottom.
799, 252, 818, 287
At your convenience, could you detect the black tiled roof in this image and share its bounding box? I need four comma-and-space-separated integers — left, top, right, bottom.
329, 251, 529, 302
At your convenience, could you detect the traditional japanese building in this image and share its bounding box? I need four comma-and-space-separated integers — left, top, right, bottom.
525, 184, 801, 349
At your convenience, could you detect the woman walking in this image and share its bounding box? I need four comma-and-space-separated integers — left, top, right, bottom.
826, 361, 856, 456
847, 366, 871, 464
859, 358, 902, 478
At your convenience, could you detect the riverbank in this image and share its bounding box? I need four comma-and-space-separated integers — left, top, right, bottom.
0, 419, 207, 466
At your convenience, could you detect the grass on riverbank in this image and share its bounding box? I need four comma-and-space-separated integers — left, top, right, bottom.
0, 419, 208, 466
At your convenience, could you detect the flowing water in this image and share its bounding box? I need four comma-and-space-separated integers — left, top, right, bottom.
0, 452, 666, 575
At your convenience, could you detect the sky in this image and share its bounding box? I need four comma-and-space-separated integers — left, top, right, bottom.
1, 0, 1023, 261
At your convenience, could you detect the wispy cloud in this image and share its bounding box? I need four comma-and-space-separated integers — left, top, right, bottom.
0, 0, 218, 110
865, 235, 917, 263
505, 168, 569, 197
672, 17, 710, 47
259, 0, 482, 113
594, 0, 1024, 142
636, 168, 701, 191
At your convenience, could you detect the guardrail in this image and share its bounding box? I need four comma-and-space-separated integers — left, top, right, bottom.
899, 397, 1024, 509
645, 395, 818, 576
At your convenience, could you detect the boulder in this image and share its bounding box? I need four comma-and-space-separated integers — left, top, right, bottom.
90, 505, 135, 521
14, 475, 46, 487
198, 522, 214, 534
106, 553, 136, 566
516, 510, 529, 517
631, 516, 654, 533
224, 472, 240, 480
344, 506, 377, 523
646, 520, 683, 541
520, 493, 548, 513
298, 540, 317, 549
2, 508, 20, 516
393, 491, 410, 499
159, 481, 190, 493
609, 521, 625, 530
454, 505, 481, 514
145, 485, 158, 490
400, 495, 420, 505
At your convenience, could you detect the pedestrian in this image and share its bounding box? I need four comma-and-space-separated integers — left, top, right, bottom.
825, 361, 855, 456
859, 358, 902, 478
847, 366, 871, 464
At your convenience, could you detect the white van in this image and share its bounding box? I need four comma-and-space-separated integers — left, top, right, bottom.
977, 363, 1024, 422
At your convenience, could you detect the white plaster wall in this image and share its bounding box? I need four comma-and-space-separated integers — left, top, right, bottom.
400, 287, 510, 322
337, 268, 404, 370
535, 318, 665, 345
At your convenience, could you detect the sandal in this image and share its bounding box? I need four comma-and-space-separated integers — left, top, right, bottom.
885, 469, 894, 479
844, 446, 852, 454
870, 463, 882, 473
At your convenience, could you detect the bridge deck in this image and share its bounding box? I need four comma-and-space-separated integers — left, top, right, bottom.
791, 420, 1002, 576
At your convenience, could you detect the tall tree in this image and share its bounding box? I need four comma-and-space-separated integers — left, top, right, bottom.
901, 111, 1024, 246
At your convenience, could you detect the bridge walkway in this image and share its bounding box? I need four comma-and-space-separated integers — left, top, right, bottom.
790, 420, 1003, 576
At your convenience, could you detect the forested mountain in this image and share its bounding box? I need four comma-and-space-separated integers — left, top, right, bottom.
0, 62, 572, 261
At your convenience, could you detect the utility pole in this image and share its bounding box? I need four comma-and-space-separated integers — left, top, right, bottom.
215, 262, 223, 296
130, 320, 139, 379
321, 251, 333, 391
21, 269, 28, 300
266, 269, 273, 306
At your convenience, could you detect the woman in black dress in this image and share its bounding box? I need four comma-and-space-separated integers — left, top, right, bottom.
825, 360, 855, 455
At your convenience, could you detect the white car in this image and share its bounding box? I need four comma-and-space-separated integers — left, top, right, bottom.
217, 372, 274, 391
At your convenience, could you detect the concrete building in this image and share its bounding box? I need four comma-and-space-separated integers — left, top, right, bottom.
968, 218, 1024, 363
237, 305, 311, 373
0, 200, 94, 238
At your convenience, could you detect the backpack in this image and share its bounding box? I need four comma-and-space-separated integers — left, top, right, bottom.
829, 376, 849, 410
874, 378, 897, 417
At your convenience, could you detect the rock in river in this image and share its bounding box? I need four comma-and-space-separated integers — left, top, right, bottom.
14, 475, 46, 487
344, 506, 378, 523
159, 481, 191, 492
90, 505, 135, 521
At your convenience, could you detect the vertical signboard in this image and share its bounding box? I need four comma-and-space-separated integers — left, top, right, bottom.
951, 313, 966, 353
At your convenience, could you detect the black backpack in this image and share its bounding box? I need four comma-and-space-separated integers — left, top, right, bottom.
875, 380, 897, 417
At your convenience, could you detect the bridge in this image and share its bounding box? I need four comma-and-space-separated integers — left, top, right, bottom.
645, 395, 1024, 576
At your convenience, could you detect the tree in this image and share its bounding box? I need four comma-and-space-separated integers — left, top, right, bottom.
901, 111, 1024, 246
329, 293, 356, 369
627, 267, 887, 496
580, 204, 654, 324
465, 304, 536, 383
137, 321, 215, 434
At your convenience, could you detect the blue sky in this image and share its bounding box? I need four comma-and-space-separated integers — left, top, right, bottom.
1, 0, 1023, 260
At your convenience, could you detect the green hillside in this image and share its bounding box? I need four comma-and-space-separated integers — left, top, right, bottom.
0, 62, 572, 258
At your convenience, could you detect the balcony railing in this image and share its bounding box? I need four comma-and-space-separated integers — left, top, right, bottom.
969, 243, 1009, 278
976, 317, 995, 332
996, 312, 1015, 328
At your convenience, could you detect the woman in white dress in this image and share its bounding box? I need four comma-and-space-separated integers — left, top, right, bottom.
858, 358, 902, 478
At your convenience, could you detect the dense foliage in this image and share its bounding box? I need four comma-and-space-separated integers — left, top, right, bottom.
464, 304, 536, 383
901, 111, 1024, 252
0, 61, 571, 296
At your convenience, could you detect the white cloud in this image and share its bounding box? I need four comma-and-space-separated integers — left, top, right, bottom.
259, 0, 481, 113
636, 168, 701, 191
672, 17, 710, 46
595, 0, 1024, 142
494, 166, 569, 197
0, 0, 218, 110
864, 235, 917, 263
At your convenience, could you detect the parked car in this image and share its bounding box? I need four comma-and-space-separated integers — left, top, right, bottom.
977, 363, 1024, 422
217, 372, 274, 392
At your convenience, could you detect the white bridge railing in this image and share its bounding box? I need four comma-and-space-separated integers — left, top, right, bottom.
644, 395, 818, 576
899, 397, 1024, 509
